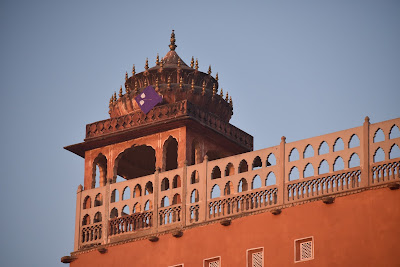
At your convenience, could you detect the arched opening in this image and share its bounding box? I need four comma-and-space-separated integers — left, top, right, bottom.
114, 145, 156, 181
374, 129, 385, 143
172, 175, 181, 188
289, 148, 299, 162
210, 184, 221, 198
83, 196, 91, 209
349, 153, 360, 168
252, 175, 262, 189
333, 138, 345, 152
191, 170, 199, 184
172, 193, 181, 205
94, 193, 103, 207
145, 181, 153, 195
303, 163, 314, 178
92, 153, 107, 188
225, 163, 235, 176
191, 139, 202, 165
122, 186, 131, 200
389, 125, 400, 139
111, 189, 119, 203
252, 156, 262, 170
94, 212, 102, 223
133, 184, 142, 198
211, 166, 221, 179
190, 189, 199, 203
318, 141, 329, 155
318, 160, 329, 175
303, 145, 314, 159
122, 205, 129, 216
163, 136, 178, 171
266, 153, 276, 166
82, 214, 90, 226
238, 178, 248, 192
161, 196, 170, 207
374, 147, 385, 162
224, 181, 233, 195
333, 157, 345, 171
266, 172, 276, 186
389, 144, 400, 159
110, 208, 118, 219
161, 178, 169, 191
289, 167, 299, 181
144, 200, 152, 211
238, 160, 248, 173
348, 134, 360, 148
133, 203, 141, 213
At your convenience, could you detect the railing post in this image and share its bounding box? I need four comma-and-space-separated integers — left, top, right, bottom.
361, 116, 370, 187
182, 160, 187, 227
278, 136, 286, 205
103, 180, 110, 244
74, 185, 83, 251
154, 168, 160, 231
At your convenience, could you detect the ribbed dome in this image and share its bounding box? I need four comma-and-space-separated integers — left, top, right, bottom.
109, 31, 233, 122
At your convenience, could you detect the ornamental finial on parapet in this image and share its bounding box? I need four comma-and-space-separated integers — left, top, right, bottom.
208, 65, 212, 75
169, 30, 177, 51
215, 72, 219, 82
125, 71, 128, 81
132, 64, 135, 76
156, 53, 159, 65
191, 57, 194, 68
119, 86, 123, 98
145, 58, 149, 70
195, 59, 199, 71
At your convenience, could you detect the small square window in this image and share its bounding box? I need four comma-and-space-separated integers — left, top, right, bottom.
204, 256, 221, 267
247, 247, 264, 267
294, 237, 314, 262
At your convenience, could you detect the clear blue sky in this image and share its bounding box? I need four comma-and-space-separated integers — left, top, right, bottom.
0, 1, 399, 266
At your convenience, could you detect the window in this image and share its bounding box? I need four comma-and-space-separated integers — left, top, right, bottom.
247, 247, 263, 267
295, 237, 314, 263
169, 264, 183, 267
204, 256, 220, 267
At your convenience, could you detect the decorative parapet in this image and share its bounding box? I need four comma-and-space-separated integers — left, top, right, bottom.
75, 117, 400, 251
85, 100, 253, 151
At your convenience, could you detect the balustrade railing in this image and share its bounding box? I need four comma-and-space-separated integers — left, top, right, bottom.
81, 222, 102, 245
159, 204, 181, 226
108, 211, 153, 236
371, 159, 400, 184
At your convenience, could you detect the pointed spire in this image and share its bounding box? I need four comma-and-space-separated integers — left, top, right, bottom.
109, 96, 113, 106
208, 65, 212, 75
229, 96, 233, 107
156, 53, 159, 65
159, 59, 163, 71
167, 76, 171, 90
195, 59, 199, 70
119, 86, 123, 97
179, 77, 183, 90
202, 80, 206, 95
125, 71, 128, 81
125, 84, 130, 94
225, 92, 229, 101
132, 64, 136, 76
177, 58, 181, 68
190, 57, 194, 68
212, 83, 216, 97
220, 88, 224, 97
113, 92, 117, 102
145, 58, 149, 70
169, 30, 177, 51
215, 72, 219, 82
191, 79, 195, 92
134, 81, 138, 93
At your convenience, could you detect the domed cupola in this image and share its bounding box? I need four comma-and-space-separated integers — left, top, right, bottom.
108, 30, 233, 122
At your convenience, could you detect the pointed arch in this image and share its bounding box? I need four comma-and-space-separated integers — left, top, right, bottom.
348, 134, 360, 148
83, 196, 91, 209
318, 141, 329, 155
303, 163, 314, 178
172, 193, 181, 205
333, 138, 344, 152
252, 175, 262, 189
349, 153, 360, 168
333, 156, 345, 171
289, 148, 299, 162
110, 208, 118, 219
303, 145, 314, 159
145, 181, 153, 195
82, 214, 90, 225
252, 156, 262, 170
172, 175, 181, 188
163, 136, 178, 171
238, 178, 248, 192
211, 184, 221, 198
122, 205, 130, 216
133, 203, 141, 213
225, 163, 235, 176
211, 166, 221, 179
190, 189, 199, 203
161, 178, 170, 191
289, 166, 299, 181
94, 212, 102, 223
266, 172, 276, 186
122, 186, 130, 200
373, 147, 385, 162
238, 160, 248, 173
266, 153, 276, 166
111, 189, 119, 203
373, 128, 385, 143
389, 144, 400, 159
389, 125, 400, 139
133, 184, 142, 198
161, 196, 170, 207
224, 181, 233, 195
94, 193, 103, 207
318, 160, 329, 175
92, 153, 107, 188
191, 170, 199, 184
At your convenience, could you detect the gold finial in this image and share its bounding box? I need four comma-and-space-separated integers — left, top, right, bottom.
220, 88, 223, 97
125, 85, 129, 94
190, 57, 194, 68
125, 71, 128, 81
179, 77, 183, 90
113, 92, 117, 102
167, 76, 171, 90
195, 59, 199, 70
119, 86, 123, 97
212, 83, 216, 96
132, 64, 135, 76
191, 79, 195, 92
156, 77, 159, 89
229, 96, 233, 107
202, 80, 206, 95
215, 72, 219, 81
145, 58, 149, 70
225, 92, 229, 101
177, 58, 181, 68
159, 59, 163, 71
109, 96, 113, 106
169, 30, 177, 51
144, 79, 148, 87
156, 54, 159, 65
208, 65, 212, 75
134, 81, 138, 92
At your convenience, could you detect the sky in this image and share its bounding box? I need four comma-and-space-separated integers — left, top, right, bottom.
0, 1, 399, 266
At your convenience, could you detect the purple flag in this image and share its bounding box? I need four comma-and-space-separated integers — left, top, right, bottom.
135, 86, 163, 114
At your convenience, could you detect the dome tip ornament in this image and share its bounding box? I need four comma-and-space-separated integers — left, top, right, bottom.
169, 30, 177, 51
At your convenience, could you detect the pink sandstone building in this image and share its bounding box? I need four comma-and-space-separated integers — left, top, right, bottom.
62, 31, 400, 266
